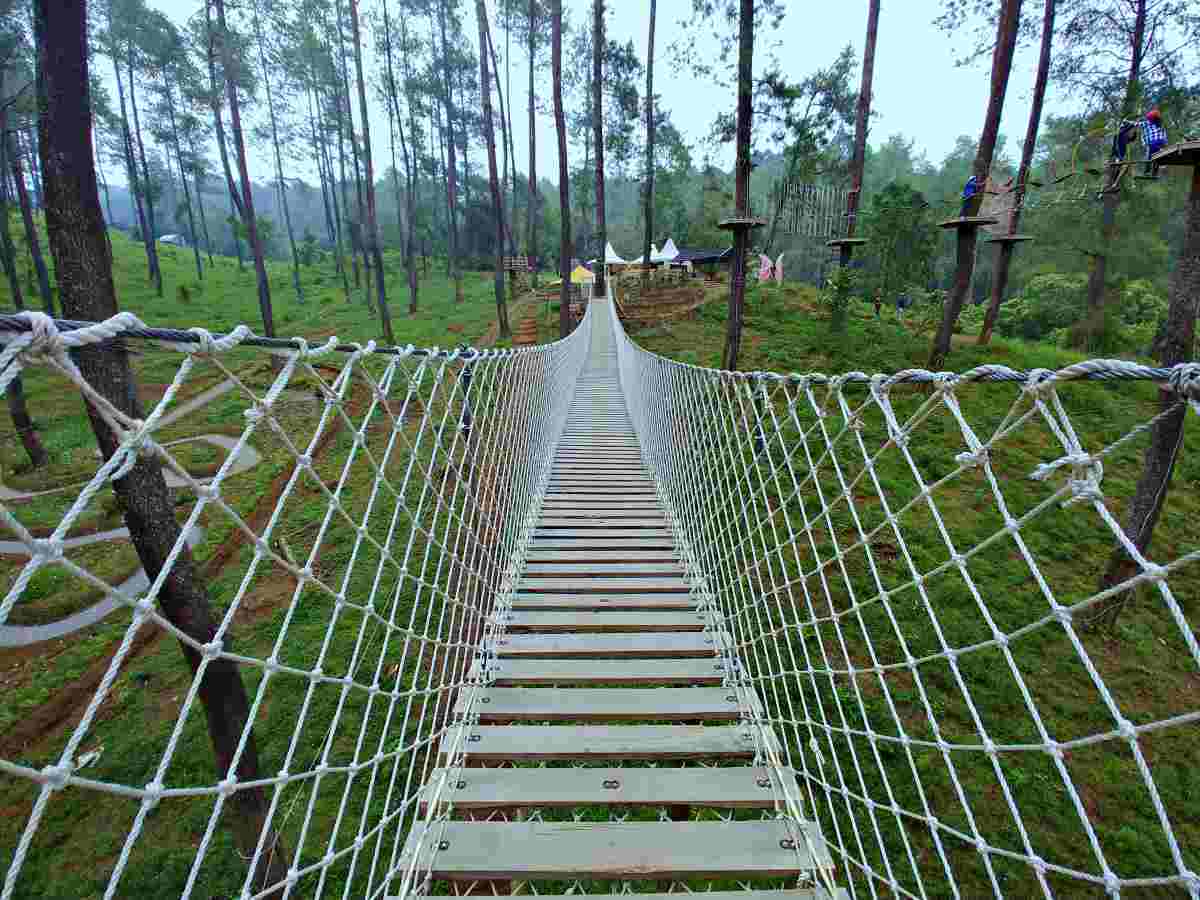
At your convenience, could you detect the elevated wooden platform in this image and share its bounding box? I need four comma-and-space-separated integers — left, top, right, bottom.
939, 216, 1000, 230
404, 293, 832, 897
986, 234, 1034, 244
1151, 141, 1200, 167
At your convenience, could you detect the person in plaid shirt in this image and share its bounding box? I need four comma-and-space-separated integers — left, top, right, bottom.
1139, 109, 1168, 176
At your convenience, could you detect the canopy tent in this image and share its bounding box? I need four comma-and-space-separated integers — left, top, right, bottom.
629, 244, 660, 266
570, 265, 594, 284
604, 242, 627, 265
653, 239, 680, 263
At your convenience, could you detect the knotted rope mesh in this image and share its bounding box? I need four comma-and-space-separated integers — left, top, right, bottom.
0, 305, 592, 899
611, 295, 1199, 898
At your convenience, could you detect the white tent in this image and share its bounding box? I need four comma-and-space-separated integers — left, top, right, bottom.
629, 244, 660, 265
653, 238, 679, 263
604, 242, 628, 265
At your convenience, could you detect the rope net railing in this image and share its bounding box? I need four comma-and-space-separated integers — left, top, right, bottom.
0, 303, 593, 900
610, 291, 1200, 899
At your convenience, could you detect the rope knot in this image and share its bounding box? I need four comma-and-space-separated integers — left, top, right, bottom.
1031, 451, 1103, 506
933, 373, 960, 394
18, 311, 65, 361
30, 537, 64, 562
1022, 368, 1057, 397
184, 327, 219, 355
1168, 363, 1200, 400
955, 447, 989, 468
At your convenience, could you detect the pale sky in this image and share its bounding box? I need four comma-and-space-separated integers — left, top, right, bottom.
99, 0, 1072, 186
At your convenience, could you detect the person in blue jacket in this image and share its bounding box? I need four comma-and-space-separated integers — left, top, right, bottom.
1139, 109, 1168, 176
959, 175, 979, 217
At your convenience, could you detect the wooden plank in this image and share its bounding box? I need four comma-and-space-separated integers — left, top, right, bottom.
533, 530, 674, 541
529, 538, 677, 551
405, 820, 829, 880
538, 512, 666, 522
421, 766, 787, 810
519, 577, 690, 593
459, 687, 741, 722
538, 518, 667, 529
512, 593, 695, 611
439, 725, 756, 761
538, 503, 663, 512
525, 550, 679, 563
547, 481, 655, 488
506, 610, 704, 632
523, 563, 683, 576
544, 492, 658, 499
497, 632, 720, 658
403, 891, 842, 900
471, 658, 723, 685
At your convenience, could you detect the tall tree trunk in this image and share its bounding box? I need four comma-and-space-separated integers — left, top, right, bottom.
308, 85, 337, 249
551, 0, 571, 338
402, 13, 421, 312
126, 47, 163, 297
350, 0, 394, 344
5, 131, 54, 314
591, 0, 606, 294
383, 0, 419, 316
838, 0, 880, 266
333, 87, 358, 290
33, 4, 288, 893
477, 2, 510, 340
164, 80, 204, 282
485, 24, 517, 256
721, 0, 754, 371
455, 63, 472, 258
204, 1, 243, 222
336, 0, 368, 299
980, 0, 1055, 346
194, 170, 214, 265
929, 0, 1022, 369
640, 0, 656, 289
23, 128, 42, 209
0, 109, 48, 469
251, 0, 304, 304
1088, 163, 1199, 630
438, 0, 464, 303
527, 0, 538, 286
215, 0, 274, 336
95, 137, 115, 225
320, 93, 352, 298
109, 15, 159, 288
1079, 0, 1146, 352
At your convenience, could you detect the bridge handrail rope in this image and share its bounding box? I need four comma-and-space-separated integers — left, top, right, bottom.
0, 303, 594, 900
608, 280, 1199, 898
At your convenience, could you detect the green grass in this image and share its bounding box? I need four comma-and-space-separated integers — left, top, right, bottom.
0, 239, 1195, 898
0, 229, 541, 898
624, 280, 1199, 897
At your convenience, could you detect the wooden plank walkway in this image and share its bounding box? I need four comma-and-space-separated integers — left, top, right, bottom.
402, 295, 833, 897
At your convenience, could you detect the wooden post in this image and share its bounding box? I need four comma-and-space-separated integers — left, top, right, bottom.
929, 0, 1022, 369
979, 0, 1055, 346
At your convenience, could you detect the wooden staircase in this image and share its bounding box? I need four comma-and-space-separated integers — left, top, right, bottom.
401, 295, 834, 898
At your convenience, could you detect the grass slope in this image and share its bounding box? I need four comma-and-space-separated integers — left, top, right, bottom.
625, 280, 1198, 897
0, 231, 534, 898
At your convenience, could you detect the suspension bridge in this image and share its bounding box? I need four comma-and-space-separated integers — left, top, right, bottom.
0, 287, 1197, 899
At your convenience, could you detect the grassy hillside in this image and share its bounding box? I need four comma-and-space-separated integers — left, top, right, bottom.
0, 231, 541, 898
2, 226, 526, 349
620, 280, 1199, 897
